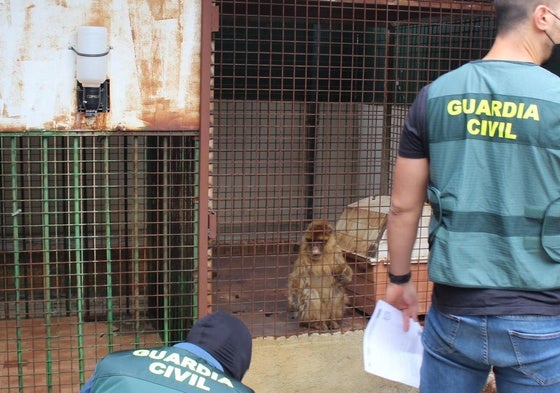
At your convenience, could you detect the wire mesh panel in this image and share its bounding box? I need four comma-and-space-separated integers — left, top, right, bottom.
0, 133, 199, 392
210, 0, 495, 337
0, 0, 500, 390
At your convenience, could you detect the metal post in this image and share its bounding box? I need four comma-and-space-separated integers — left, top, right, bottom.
41, 136, 54, 392
73, 136, 86, 384
10, 137, 24, 392
193, 141, 200, 319
132, 136, 142, 346
162, 137, 170, 345
103, 136, 114, 350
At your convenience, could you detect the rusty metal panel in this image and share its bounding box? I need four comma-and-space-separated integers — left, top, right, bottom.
0, 0, 201, 131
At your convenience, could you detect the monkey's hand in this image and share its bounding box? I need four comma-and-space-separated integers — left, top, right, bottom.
335, 265, 353, 285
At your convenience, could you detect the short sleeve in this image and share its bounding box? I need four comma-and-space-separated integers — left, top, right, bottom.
398, 85, 430, 159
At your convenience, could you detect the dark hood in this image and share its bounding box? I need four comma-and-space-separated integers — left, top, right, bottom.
187, 311, 252, 381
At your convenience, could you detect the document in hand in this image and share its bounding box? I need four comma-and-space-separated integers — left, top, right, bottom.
363, 300, 423, 388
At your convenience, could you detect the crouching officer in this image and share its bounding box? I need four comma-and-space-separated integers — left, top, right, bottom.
81, 311, 254, 392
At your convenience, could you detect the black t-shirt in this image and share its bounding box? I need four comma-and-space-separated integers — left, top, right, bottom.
400, 84, 560, 316
398, 85, 430, 159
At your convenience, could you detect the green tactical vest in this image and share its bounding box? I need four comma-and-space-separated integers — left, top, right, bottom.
90, 346, 253, 393
425, 60, 560, 290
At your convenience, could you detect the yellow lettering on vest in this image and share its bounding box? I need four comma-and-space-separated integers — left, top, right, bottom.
447, 98, 540, 122
469, 119, 517, 140
481, 120, 500, 137
463, 98, 476, 114
524, 104, 540, 121
467, 118, 480, 135
505, 122, 517, 139
502, 101, 517, 118
475, 100, 491, 116
447, 99, 462, 115
491, 100, 503, 116
517, 102, 525, 118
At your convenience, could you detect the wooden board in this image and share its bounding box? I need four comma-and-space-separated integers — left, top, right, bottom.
346, 257, 432, 316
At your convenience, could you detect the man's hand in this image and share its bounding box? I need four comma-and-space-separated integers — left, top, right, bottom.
385, 281, 419, 332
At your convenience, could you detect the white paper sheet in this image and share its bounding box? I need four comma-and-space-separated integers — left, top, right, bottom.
363, 300, 424, 388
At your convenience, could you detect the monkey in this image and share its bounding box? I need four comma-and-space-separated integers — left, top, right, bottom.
287, 220, 353, 330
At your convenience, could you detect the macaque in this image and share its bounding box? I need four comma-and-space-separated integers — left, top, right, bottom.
288, 220, 353, 330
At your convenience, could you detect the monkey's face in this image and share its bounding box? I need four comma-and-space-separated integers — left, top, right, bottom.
307, 239, 326, 259
302, 220, 334, 260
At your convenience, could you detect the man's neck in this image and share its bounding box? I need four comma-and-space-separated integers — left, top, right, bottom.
483, 33, 545, 64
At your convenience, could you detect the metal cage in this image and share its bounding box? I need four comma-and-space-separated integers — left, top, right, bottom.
0, 0, 497, 391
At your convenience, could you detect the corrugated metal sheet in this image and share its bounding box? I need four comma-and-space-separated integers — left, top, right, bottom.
0, 0, 201, 131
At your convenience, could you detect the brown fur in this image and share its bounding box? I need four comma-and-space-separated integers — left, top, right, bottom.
288, 220, 353, 330
482, 370, 497, 393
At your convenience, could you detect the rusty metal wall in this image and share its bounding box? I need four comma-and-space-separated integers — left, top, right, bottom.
209, 0, 496, 337
0, 0, 201, 131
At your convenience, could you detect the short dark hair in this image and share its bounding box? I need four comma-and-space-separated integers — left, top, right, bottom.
493, 0, 542, 33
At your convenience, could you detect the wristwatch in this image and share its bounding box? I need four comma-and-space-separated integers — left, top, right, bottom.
388, 271, 411, 284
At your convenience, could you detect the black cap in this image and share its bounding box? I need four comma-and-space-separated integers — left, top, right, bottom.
187, 311, 252, 381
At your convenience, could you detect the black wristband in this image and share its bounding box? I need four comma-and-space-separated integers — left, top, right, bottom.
388, 271, 411, 284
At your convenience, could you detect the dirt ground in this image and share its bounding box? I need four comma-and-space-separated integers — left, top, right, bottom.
243, 330, 419, 393
243, 329, 497, 393
215, 253, 420, 392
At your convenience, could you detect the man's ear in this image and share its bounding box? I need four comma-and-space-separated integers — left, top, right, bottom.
535, 5, 552, 31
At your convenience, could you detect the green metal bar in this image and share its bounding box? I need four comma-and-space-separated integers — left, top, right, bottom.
178, 141, 194, 326
73, 136, 86, 384
175, 144, 185, 331
41, 136, 54, 392
193, 140, 200, 319
103, 136, 114, 350
162, 137, 170, 345
132, 136, 142, 346
10, 137, 24, 393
